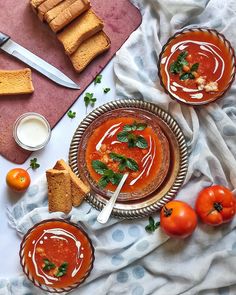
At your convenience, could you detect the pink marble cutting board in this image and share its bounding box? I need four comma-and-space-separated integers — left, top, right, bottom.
0, 0, 141, 164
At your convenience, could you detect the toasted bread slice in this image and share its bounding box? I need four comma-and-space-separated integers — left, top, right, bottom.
46, 169, 72, 214
57, 9, 103, 55
45, 0, 77, 23
0, 68, 34, 96
69, 31, 110, 72
54, 159, 90, 207
49, 0, 90, 33
30, 0, 46, 13
38, 0, 64, 21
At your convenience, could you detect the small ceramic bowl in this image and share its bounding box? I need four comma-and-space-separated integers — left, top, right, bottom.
13, 112, 51, 151
158, 27, 236, 105
19, 219, 95, 293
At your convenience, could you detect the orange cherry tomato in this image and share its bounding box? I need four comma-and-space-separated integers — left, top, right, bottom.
160, 200, 197, 239
6, 168, 31, 192
195, 185, 236, 226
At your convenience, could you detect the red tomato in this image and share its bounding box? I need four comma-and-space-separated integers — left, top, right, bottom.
6, 168, 31, 192
195, 185, 236, 226
160, 200, 197, 239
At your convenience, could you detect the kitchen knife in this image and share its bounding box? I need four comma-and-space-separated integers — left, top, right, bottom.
0, 32, 80, 89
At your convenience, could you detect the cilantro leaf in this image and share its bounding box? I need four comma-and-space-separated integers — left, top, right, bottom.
145, 217, 160, 233
84, 92, 96, 108
190, 63, 199, 72
67, 110, 76, 119
30, 158, 40, 170
55, 262, 68, 277
170, 51, 189, 75
92, 160, 108, 175
94, 74, 102, 85
103, 88, 110, 94
180, 73, 190, 80
43, 259, 56, 271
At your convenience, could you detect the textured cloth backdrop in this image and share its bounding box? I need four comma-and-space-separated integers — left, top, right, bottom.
2, 0, 236, 294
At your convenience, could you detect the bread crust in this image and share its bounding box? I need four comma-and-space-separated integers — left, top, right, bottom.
53, 159, 90, 207
37, 0, 64, 21
0, 68, 34, 95
46, 169, 72, 214
45, 0, 77, 23
49, 0, 91, 33
69, 31, 111, 73
57, 9, 103, 55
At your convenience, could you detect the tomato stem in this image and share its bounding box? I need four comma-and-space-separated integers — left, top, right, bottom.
207, 202, 223, 216
163, 206, 173, 217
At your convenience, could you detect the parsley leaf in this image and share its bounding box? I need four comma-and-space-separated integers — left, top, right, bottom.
145, 217, 160, 233
190, 63, 199, 72
43, 259, 56, 271
30, 158, 40, 170
55, 262, 68, 277
94, 74, 102, 85
103, 88, 110, 93
170, 51, 188, 74
109, 153, 139, 171
67, 110, 76, 119
84, 92, 96, 108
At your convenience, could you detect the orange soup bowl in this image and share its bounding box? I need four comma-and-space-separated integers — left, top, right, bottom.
19, 219, 95, 293
158, 27, 236, 105
77, 108, 170, 202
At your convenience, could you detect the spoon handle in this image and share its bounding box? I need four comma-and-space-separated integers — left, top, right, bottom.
97, 173, 129, 224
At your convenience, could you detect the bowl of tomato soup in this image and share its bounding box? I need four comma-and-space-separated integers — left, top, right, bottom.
77, 108, 170, 201
158, 28, 236, 105
20, 219, 94, 293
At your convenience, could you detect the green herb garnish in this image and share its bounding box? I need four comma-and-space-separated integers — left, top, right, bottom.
170, 51, 188, 74
92, 160, 123, 188
145, 217, 160, 233
84, 92, 96, 108
30, 158, 40, 170
55, 262, 68, 277
94, 74, 102, 85
67, 110, 76, 119
116, 121, 148, 149
103, 88, 110, 93
109, 153, 139, 171
43, 259, 56, 271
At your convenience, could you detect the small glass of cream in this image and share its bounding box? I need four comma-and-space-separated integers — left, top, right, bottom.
13, 112, 51, 151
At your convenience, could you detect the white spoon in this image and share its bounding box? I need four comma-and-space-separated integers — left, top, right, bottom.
97, 173, 129, 224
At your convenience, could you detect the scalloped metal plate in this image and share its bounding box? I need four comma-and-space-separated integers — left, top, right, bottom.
69, 99, 188, 219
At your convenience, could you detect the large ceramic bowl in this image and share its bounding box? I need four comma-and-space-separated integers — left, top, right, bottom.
77, 108, 170, 202
158, 27, 236, 105
20, 219, 94, 293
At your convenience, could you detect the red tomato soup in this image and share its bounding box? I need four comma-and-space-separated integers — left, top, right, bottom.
85, 117, 170, 193
159, 30, 234, 103
22, 220, 94, 289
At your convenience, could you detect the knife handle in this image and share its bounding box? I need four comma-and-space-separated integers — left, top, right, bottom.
0, 32, 10, 46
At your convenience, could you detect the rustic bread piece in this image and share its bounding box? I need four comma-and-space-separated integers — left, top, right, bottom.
69, 31, 111, 73
38, 0, 64, 21
57, 9, 103, 55
54, 159, 90, 207
49, 0, 91, 33
0, 68, 34, 96
46, 169, 72, 214
30, 0, 46, 13
45, 0, 77, 23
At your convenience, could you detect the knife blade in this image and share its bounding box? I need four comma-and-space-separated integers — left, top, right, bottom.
0, 32, 80, 90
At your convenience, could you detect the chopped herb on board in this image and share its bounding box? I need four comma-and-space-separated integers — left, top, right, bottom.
84, 92, 96, 108
103, 87, 111, 93
94, 74, 102, 85
55, 262, 68, 277
109, 153, 139, 171
43, 259, 56, 271
145, 217, 160, 233
92, 160, 123, 188
29, 158, 40, 170
67, 110, 76, 119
